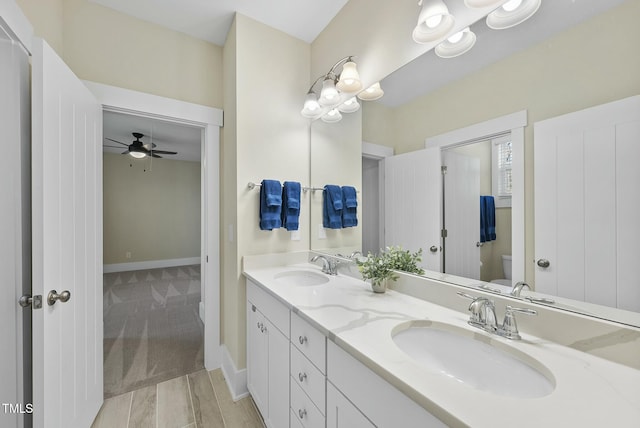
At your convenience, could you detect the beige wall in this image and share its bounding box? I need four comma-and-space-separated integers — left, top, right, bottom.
103, 153, 200, 264
223, 14, 311, 369
364, 1, 640, 285
16, 0, 223, 108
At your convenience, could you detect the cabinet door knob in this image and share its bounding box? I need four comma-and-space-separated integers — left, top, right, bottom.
298, 372, 307, 382
298, 409, 307, 419
299, 335, 308, 345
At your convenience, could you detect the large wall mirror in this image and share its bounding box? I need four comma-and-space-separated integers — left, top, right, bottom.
309, 0, 640, 328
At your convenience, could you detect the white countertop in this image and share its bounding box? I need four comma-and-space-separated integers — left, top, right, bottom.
243, 261, 640, 428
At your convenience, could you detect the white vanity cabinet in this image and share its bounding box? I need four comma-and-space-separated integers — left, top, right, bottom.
246, 279, 290, 428
327, 341, 447, 428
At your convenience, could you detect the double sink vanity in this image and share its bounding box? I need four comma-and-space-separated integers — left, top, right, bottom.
243, 252, 640, 427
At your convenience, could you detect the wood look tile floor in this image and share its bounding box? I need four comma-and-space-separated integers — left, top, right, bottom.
92, 369, 265, 428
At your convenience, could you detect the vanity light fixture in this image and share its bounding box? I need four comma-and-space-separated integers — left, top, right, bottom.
357, 82, 385, 101
486, 0, 541, 30
301, 56, 380, 123
338, 97, 360, 113
463, 0, 505, 8
321, 108, 343, 123
435, 27, 477, 58
412, 0, 455, 44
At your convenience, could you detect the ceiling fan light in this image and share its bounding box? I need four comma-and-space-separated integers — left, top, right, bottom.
336, 61, 362, 93
301, 92, 322, 118
486, 0, 541, 30
413, 0, 455, 44
130, 150, 146, 159
319, 76, 340, 107
321, 108, 342, 123
338, 97, 360, 113
435, 27, 477, 58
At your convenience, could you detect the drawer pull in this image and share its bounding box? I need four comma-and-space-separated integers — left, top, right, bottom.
298, 409, 307, 419
298, 372, 307, 382
299, 335, 308, 345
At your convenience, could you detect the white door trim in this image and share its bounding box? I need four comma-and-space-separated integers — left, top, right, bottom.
362, 141, 394, 253
424, 111, 526, 283
0, 0, 33, 54
84, 81, 222, 370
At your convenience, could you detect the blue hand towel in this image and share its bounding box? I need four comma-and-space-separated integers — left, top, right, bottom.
259, 179, 282, 230
341, 186, 358, 228
480, 195, 496, 242
281, 181, 301, 231
323, 185, 343, 229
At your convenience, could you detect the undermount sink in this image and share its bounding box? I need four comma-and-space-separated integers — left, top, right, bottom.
392, 321, 555, 398
274, 270, 330, 287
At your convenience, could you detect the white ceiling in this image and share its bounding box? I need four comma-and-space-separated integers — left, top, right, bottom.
89, 0, 349, 46
103, 111, 202, 162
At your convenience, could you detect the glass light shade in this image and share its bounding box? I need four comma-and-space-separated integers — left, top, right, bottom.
357, 82, 384, 101
336, 61, 362, 93
486, 0, 541, 30
129, 150, 146, 159
301, 92, 321, 118
319, 77, 340, 106
435, 28, 477, 59
412, 0, 455, 44
464, 0, 505, 8
321, 108, 342, 123
337, 97, 360, 113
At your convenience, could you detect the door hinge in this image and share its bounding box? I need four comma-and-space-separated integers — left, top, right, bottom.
441, 229, 448, 238
206, 255, 209, 263
441, 165, 447, 174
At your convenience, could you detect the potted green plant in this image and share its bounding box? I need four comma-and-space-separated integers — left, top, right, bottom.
357, 246, 425, 293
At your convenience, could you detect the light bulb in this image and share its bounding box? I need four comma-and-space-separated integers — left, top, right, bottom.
502, 0, 523, 12
425, 14, 443, 28
447, 31, 464, 44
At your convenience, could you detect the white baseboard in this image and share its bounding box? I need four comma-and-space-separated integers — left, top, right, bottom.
103, 257, 201, 273
220, 344, 248, 401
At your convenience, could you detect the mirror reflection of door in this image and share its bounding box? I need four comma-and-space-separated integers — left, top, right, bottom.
442, 135, 512, 283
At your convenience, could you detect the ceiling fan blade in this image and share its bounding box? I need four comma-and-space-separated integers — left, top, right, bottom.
151, 150, 177, 155
105, 138, 130, 147
151, 153, 163, 158
103, 145, 125, 149
121, 150, 129, 155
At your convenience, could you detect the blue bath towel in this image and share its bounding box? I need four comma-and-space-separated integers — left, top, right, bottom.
341, 186, 358, 228
281, 181, 301, 231
323, 185, 343, 229
259, 179, 282, 230
480, 195, 496, 242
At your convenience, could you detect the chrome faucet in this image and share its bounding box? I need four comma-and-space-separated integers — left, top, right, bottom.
310, 255, 338, 275
349, 250, 363, 259
457, 292, 537, 340
510, 281, 531, 297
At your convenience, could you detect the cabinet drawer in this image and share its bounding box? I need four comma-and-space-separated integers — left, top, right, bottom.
291, 344, 326, 413
290, 378, 325, 428
247, 279, 290, 337
291, 312, 326, 373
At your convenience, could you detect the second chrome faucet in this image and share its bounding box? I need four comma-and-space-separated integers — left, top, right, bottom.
458, 292, 537, 340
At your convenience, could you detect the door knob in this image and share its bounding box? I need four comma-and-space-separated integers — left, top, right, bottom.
536, 259, 550, 268
429, 246, 438, 253
47, 289, 71, 306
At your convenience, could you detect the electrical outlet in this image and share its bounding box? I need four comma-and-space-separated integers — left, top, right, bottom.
318, 224, 327, 240
125, 251, 132, 259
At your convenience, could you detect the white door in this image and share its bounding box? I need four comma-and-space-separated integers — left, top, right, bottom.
534, 96, 640, 312
0, 27, 30, 428
442, 151, 481, 279
31, 39, 103, 427
384, 147, 442, 272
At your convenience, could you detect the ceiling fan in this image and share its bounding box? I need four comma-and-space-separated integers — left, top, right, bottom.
104, 132, 178, 159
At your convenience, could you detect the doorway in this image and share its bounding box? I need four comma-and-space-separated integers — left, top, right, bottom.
102, 111, 205, 397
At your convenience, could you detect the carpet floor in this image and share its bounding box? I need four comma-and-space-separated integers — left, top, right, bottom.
103, 265, 204, 398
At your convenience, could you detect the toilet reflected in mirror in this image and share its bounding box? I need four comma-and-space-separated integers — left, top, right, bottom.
491, 255, 512, 287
